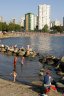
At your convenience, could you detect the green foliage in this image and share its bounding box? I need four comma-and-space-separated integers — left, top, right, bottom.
0, 22, 22, 32
0, 22, 8, 32
8, 23, 15, 31
0, 22, 2, 31
0, 21, 64, 33
50, 26, 63, 33
42, 24, 49, 32
2, 22, 7, 31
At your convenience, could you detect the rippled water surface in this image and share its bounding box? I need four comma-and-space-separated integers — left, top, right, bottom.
0, 35, 64, 83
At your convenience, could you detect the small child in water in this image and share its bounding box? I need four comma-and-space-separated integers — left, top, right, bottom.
21, 56, 25, 64
10, 69, 17, 82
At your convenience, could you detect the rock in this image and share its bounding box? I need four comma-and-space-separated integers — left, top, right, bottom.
40, 68, 44, 72
62, 76, 64, 80
61, 56, 64, 62
39, 72, 44, 76
57, 71, 64, 76
59, 62, 64, 72
56, 82, 64, 88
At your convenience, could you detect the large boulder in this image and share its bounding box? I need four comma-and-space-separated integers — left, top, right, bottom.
61, 56, 64, 62
59, 62, 64, 72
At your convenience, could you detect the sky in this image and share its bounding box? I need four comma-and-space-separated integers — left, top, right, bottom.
0, 0, 64, 23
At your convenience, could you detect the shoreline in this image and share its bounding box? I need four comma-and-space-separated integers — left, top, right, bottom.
0, 78, 39, 96
0, 32, 64, 39
0, 32, 63, 96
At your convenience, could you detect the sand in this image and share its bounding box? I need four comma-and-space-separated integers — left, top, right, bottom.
0, 78, 39, 96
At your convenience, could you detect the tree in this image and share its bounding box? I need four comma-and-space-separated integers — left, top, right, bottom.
2, 22, 7, 31
15, 24, 21, 32
56, 26, 63, 33
0, 22, 2, 31
50, 26, 63, 33
8, 23, 15, 31
42, 24, 49, 32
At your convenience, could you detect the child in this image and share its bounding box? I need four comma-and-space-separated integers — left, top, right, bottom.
21, 56, 25, 64
10, 69, 17, 82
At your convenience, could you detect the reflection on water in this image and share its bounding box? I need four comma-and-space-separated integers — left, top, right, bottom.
1, 36, 64, 57
30, 35, 52, 54
0, 35, 64, 82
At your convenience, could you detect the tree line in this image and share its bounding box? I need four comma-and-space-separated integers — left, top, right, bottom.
0, 22, 24, 32
0, 22, 64, 33
35, 25, 64, 33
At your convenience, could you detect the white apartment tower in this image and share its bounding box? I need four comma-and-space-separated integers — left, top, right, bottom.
52, 20, 61, 26
38, 4, 50, 30
20, 17, 25, 27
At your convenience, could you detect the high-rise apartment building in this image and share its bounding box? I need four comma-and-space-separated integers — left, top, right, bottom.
63, 17, 64, 26
20, 17, 25, 27
25, 13, 35, 31
0, 16, 3, 22
38, 4, 50, 30
51, 20, 61, 27
34, 15, 38, 29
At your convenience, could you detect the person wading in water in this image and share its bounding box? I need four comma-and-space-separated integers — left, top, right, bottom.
13, 56, 18, 70
10, 69, 17, 82
21, 56, 25, 65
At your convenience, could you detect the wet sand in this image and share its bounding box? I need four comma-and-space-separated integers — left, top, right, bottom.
0, 78, 39, 96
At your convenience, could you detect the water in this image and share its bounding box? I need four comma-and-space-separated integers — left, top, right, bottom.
0, 35, 64, 83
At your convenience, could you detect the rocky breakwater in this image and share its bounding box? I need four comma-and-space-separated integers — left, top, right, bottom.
0, 44, 37, 58
39, 55, 64, 95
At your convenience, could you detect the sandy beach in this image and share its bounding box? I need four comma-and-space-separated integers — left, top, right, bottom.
0, 72, 62, 96
0, 78, 39, 96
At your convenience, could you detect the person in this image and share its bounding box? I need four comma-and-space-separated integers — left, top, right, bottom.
43, 70, 53, 94
27, 45, 30, 50
13, 56, 18, 70
21, 56, 25, 64
10, 69, 17, 82
26, 45, 30, 56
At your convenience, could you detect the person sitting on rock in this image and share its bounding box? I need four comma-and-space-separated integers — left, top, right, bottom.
43, 71, 53, 94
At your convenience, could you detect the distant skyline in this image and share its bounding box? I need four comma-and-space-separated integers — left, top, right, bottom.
0, 0, 64, 23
